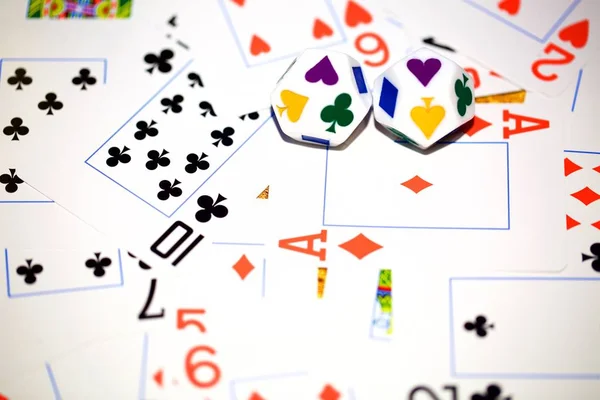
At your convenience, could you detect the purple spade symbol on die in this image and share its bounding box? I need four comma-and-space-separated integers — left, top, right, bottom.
305, 56, 339, 86
407, 58, 441, 87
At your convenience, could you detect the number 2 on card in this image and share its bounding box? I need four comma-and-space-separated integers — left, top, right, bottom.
531, 43, 575, 82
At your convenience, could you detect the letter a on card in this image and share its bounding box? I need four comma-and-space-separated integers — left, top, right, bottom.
502, 109, 550, 139
278, 230, 327, 261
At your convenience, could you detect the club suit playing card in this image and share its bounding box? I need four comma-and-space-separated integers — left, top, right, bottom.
385, 0, 599, 96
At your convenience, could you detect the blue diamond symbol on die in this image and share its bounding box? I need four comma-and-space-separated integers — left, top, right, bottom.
379, 77, 398, 118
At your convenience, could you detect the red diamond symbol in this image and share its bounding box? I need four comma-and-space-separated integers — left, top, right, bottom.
564, 157, 583, 176
232, 254, 255, 280
592, 220, 600, 230
320, 384, 340, 400
594, 165, 600, 174
339, 233, 383, 260
463, 115, 492, 137
401, 175, 432, 194
566, 215, 580, 230
249, 393, 265, 400
571, 187, 600, 206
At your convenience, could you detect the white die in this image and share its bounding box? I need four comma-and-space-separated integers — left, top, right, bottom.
372, 47, 475, 149
271, 48, 372, 147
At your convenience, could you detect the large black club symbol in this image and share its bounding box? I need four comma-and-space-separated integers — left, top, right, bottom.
161, 94, 184, 114
144, 49, 174, 74
38, 93, 63, 115
134, 120, 158, 140
185, 152, 209, 173
3, 117, 29, 141
0, 169, 24, 193
72, 68, 97, 90
16, 259, 43, 284
464, 315, 494, 337
211, 127, 234, 147
582, 243, 600, 272
85, 252, 112, 277
7, 68, 32, 90
106, 146, 131, 167
157, 179, 183, 201
195, 194, 228, 223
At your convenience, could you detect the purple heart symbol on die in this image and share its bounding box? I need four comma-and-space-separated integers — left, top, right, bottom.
305, 56, 339, 85
406, 58, 442, 87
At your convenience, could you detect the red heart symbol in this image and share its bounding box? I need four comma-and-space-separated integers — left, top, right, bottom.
231, 0, 245, 6
345, 0, 372, 28
313, 18, 333, 39
559, 19, 589, 49
497, 0, 520, 16
250, 35, 270, 56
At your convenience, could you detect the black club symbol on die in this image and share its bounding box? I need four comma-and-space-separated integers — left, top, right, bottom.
0, 169, 24, 193
16, 259, 43, 284
7, 68, 32, 90
146, 149, 171, 170
157, 179, 182, 201
38, 92, 63, 115
471, 384, 510, 400
464, 315, 494, 337
211, 127, 234, 147
3, 117, 29, 141
161, 94, 184, 114
144, 49, 174, 74
85, 252, 112, 277
106, 146, 131, 167
195, 194, 228, 223
582, 243, 600, 272
185, 152, 209, 173
72, 68, 97, 90
134, 120, 158, 140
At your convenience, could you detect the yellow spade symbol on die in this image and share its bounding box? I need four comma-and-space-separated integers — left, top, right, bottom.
276, 90, 309, 123
410, 97, 446, 140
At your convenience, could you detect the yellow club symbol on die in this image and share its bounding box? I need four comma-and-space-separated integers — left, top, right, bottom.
276, 89, 309, 123
410, 97, 446, 140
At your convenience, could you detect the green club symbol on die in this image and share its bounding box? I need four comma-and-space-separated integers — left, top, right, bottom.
320, 93, 354, 133
454, 74, 473, 117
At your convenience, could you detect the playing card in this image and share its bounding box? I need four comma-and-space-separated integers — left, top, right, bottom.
450, 276, 600, 380
10, 92, 272, 273
386, 0, 599, 96
264, 97, 566, 273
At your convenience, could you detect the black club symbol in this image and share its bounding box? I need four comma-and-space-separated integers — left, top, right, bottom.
85, 252, 112, 277
72, 68, 97, 90
195, 194, 228, 223
199, 101, 216, 117
144, 49, 174, 74
582, 243, 600, 272
134, 120, 158, 140
185, 152, 210, 173
464, 315, 494, 337
0, 168, 24, 193
106, 146, 131, 167
239, 111, 259, 121
211, 127, 234, 147
161, 94, 184, 114
146, 149, 171, 170
38, 92, 63, 115
471, 384, 510, 400
157, 179, 183, 201
16, 259, 43, 284
3, 117, 29, 141
188, 72, 203, 88
7, 68, 32, 90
